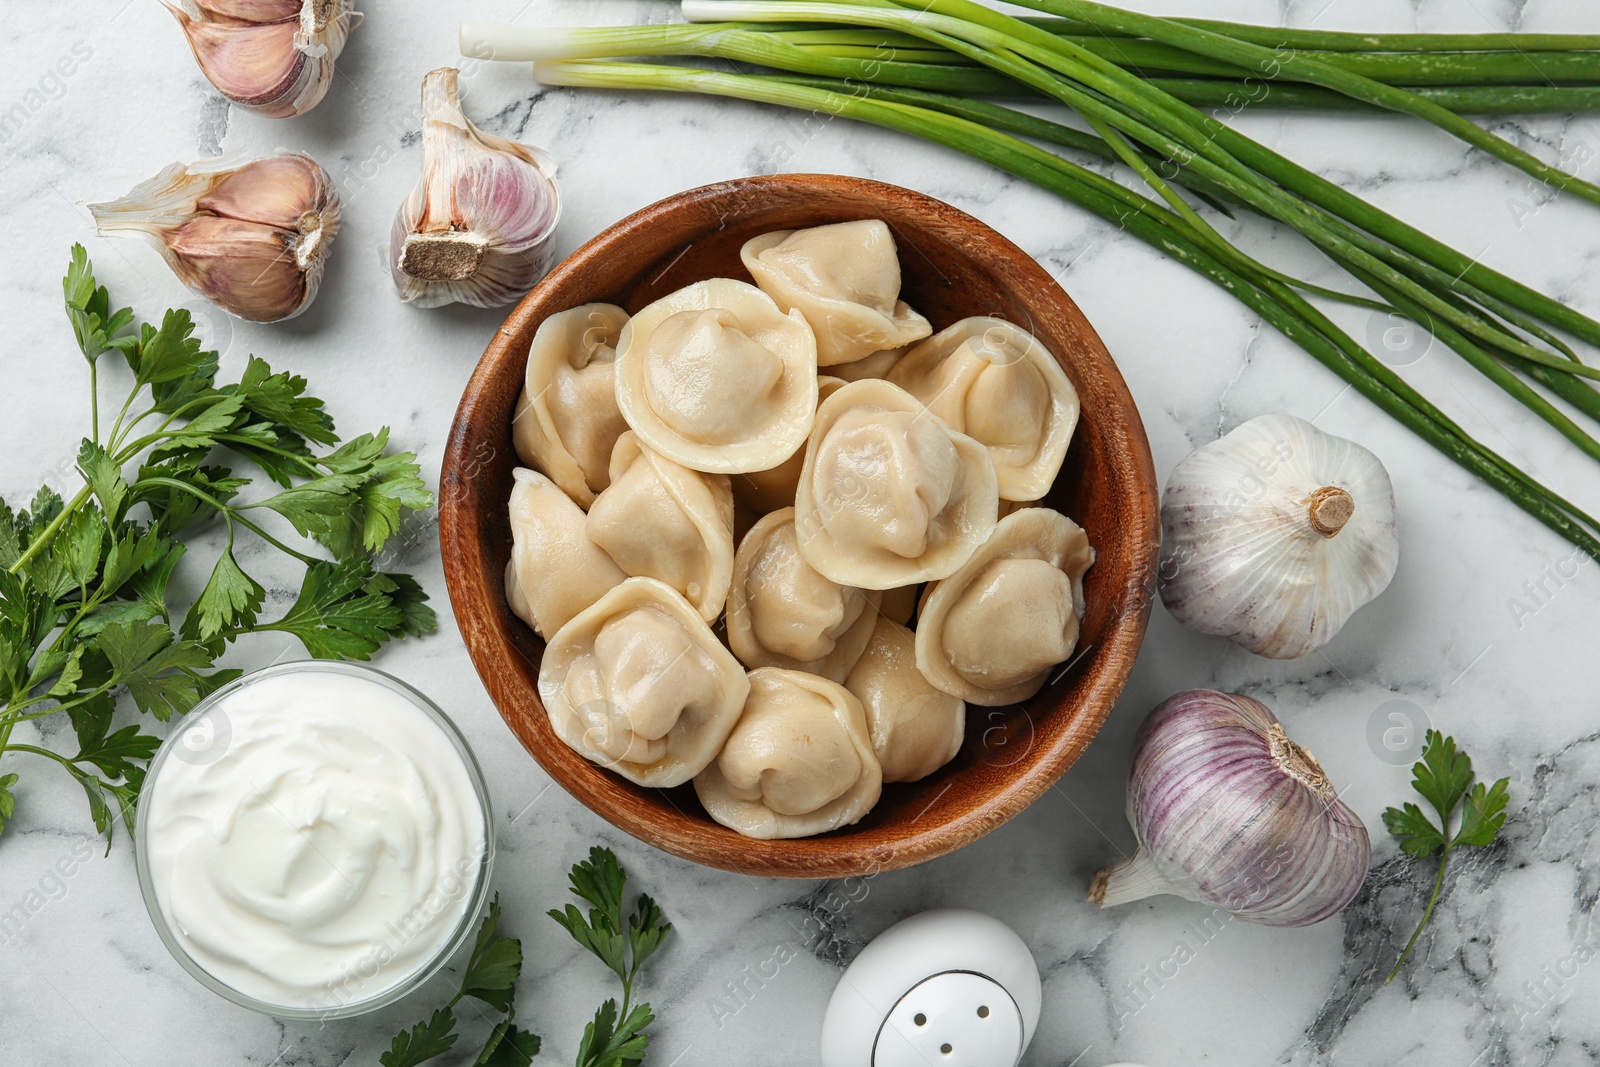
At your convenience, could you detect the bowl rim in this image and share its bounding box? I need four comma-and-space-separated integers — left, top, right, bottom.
440, 172, 1158, 878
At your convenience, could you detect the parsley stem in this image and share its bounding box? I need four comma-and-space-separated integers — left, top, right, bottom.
213, 435, 324, 471
106, 384, 145, 454
6, 743, 78, 769
6, 485, 93, 577
0, 679, 120, 727
90, 362, 99, 444
133, 476, 323, 566
1386, 842, 1452, 983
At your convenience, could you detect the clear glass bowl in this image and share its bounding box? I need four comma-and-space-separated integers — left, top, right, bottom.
134, 660, 496, 1019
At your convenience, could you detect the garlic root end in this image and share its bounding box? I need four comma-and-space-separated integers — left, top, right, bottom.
400, 231, 490, 281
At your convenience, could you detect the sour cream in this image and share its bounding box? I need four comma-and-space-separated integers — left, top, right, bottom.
139, 664, 490, 1014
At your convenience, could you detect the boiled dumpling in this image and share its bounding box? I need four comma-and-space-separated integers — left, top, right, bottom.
831, 344, 909, 382
916, 508, 1095, 706
694, 667, 882, 839
615, 278, 817, 474
726, 508, 882, 682
585, 431, 735, 622
888, 317, 1079, 501
513, 303, 631, 508
844, 617, 965, 783
733, 376, 846, 516
506, 467, 627, 638
795, 379, 998, 589
741, 221, 931, 366
540, 578, 751, 787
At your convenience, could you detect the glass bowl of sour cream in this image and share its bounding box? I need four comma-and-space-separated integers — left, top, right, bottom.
135, 660, 494, 1019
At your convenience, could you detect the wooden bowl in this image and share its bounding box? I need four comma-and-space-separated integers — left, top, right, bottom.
441, 174, 1158, 878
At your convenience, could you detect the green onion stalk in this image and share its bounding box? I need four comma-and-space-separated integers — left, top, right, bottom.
460, 2, 1600, 558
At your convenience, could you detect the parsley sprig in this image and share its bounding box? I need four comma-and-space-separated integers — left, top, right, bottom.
383, 848, 673, 1067
1382, 730, 1510, 982
0, 246, 436, 846
549, 847, 673, 1067
381, 896, 541, 1067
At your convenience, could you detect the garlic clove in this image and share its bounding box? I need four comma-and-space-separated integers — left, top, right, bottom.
161, 0, 356, 118
166, 217, 320, 323
177, 19, 307, 112
188, 0, 306, 19
196, 153, 334, 230
389, 67, 561, 309
91, 154, 340, 323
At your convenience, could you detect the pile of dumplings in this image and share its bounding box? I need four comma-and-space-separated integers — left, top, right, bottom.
504, 219, 1096, 841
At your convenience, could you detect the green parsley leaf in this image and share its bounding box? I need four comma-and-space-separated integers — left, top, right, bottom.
21, 487, 64, 537
146, 393, 247, 459
68, 694, 161, 780
549, 902, 629, 986
27, 644, 86, 699
569, 846, 627, 930
378, 571, 439, 638
53, 505, 107, 591
0, 499, 21, 569
71, 765, 114, 842
97, 619, 215, 721
133, 309, 208, 385
184, 545, 265, 642
628, 893, 672, 973
1454, 777, 1511, 847
458, 896, 524, 1012
98, 526, 166, 600
1409, 729, 1475, 825
108, 762, 146, 842
148, 341, 220, 417
230, 355, 337, 446
576, 999, 654, 1067
252, 470, 367, 541
63, 244, 133, 363
77, 440, 128, 523
0, 773, 18, 835
136, 453, 249, 536
380, 1007, 460, 1067
296, 431, 434, 556
476, 1019, 541, 1067
358, 453, 434, 553
119, 538, 186, 626
262, 559, 416, 660
1381, 802, 1447, 858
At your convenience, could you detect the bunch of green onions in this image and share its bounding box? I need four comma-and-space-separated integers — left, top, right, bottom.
461, 0, 1600, 557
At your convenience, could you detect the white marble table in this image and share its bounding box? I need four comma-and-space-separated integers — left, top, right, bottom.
3, 1, 1600, 1064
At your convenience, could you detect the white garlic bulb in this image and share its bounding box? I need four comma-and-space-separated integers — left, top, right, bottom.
161, 0, 359, 118
90, 154, 339, 323
390, 67, 561, 309
1160, 413, 1399, 659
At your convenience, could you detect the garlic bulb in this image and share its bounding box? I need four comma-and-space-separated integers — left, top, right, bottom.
1090, 690, 1370, 927
390, 67, 561, 309
161, 0, 359, 118
90, 154, 339, 323
1159, 413, 1399, 659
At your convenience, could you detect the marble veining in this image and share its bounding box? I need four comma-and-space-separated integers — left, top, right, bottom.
3, 0, 1600, 1065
